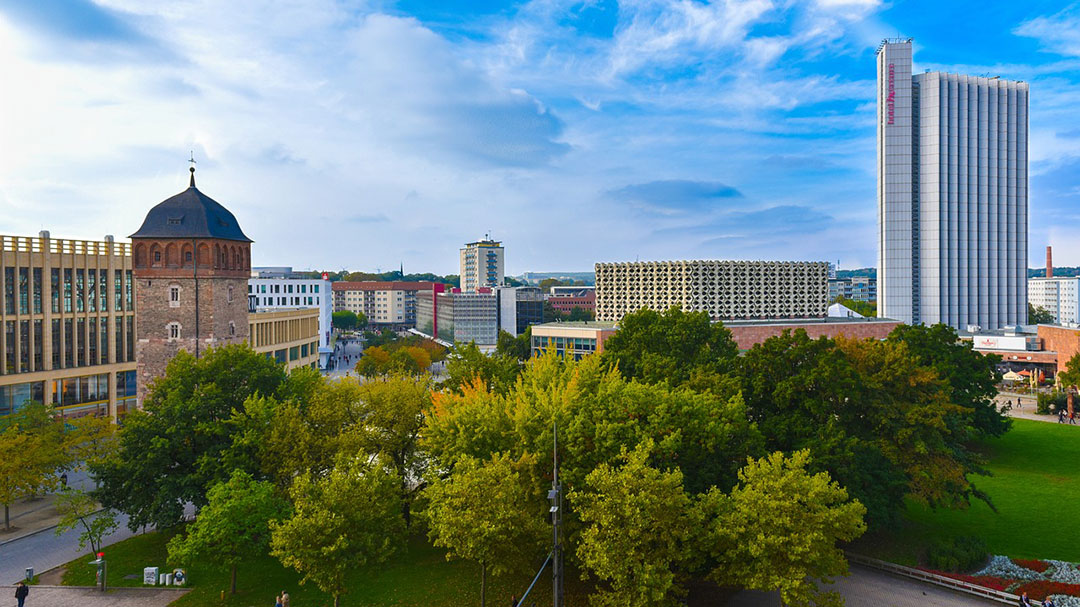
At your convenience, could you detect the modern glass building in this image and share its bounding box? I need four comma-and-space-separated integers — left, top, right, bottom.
0, 232, 137, 418
877, 39, 1028, 330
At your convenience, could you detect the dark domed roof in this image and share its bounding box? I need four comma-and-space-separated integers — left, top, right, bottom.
129, 169, 252, 242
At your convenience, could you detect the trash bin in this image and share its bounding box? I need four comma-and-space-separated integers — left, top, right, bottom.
25, 567, 33, 581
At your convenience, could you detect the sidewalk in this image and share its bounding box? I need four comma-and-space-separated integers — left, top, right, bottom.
995, 393, 1080, 425
0, 493, 65, 546
0, 585, 187, 607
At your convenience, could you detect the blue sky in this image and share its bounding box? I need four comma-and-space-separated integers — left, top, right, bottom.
0, 0, 1078, 274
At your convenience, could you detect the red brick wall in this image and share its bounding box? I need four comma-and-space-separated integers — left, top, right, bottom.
1038, 325, 1080, 375
726, 321, 901, 350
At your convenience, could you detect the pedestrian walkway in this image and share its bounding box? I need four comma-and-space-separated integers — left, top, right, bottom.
727, 564, 1001, 606
996, 393, 1080, 425
0, 585, 186, 607
0, 495, 64, 547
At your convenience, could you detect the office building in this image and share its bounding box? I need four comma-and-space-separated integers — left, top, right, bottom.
130, 167, 252, 405
594, 260, 828, 323
877, 38, 1028, 330
416, 289, 499, 346
1028, 247, 1079, 327
460, 238, 504, 292
332, 281, 440, 328
248, 306, 321, 370
827, 276, 876, 303
531, 321, 617, 360
548, 287, 596, 317
0, 232, 137, 419
248, 272, 332, 364
496, 286, 545, 336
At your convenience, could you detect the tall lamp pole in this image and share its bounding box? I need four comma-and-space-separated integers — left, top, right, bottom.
550, 421, 564, 607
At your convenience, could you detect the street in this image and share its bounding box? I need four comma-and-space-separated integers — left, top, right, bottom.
323, 336, 364, 379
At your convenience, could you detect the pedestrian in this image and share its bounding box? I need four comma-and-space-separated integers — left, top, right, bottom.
1059, 408, 1066, 423
1020, 590, 1033, 606
1072, 410, 1077, 425
14, 581, 28, 607
1045, 597, 1056, 607
275, 592, 283, 607
510, 595, 518, 607
281, 590, 290, 607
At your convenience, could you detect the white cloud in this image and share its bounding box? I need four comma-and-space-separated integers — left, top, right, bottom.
1015, 6, 1080, 57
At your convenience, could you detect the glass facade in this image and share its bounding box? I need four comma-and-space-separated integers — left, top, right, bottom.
0, 381, 44, 416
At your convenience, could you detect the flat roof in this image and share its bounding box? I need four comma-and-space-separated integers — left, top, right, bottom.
720, 317, 901, 328
532, 321, 617, 329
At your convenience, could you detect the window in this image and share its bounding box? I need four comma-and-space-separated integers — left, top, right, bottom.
228, 285, 234, 303
167, 322, 181, 340
169, 285, 180, 308
229, 321, 236, 337
154, 251, 161, 263
185, 251, 192, 263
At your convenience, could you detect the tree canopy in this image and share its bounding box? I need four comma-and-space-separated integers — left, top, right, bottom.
599, 307, 738, 388
167, 470, 287, 594
1029, 302, 1055, 325
92, 345, 292, 530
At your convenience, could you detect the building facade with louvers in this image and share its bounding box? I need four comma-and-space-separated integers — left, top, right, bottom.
594, 260, 829, 323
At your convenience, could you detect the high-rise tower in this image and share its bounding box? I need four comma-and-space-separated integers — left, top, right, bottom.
877, 39, 1028, 330
459, 237, 504, 292
130, 167, 252, 405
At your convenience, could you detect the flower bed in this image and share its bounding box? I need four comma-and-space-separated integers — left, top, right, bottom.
1016, 580, 1080, 601
918, 569, 1011, 592
1014, 558, 1051, 573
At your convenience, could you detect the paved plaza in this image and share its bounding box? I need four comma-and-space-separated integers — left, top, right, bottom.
0, 585, 186, 607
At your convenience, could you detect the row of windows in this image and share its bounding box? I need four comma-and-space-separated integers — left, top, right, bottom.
3, 268, 133, 315
0, 370, 136, 416
255, 296, 320, 307
3, 316, 134, 375
250, 283, 321, 294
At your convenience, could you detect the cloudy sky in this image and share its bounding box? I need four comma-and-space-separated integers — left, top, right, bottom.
1, 0, 1078, 275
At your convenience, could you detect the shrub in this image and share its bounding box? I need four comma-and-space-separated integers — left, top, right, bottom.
1038, 391, 1068, 415
1014, 558, 1052, 574
1015, 580, 1080, 600
926, 535, 989, 572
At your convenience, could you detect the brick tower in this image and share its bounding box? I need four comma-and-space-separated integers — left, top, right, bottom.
130, 167, 252, 405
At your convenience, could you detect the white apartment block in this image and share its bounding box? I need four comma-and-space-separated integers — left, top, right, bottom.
331, 281, 437, 327
247, 276, 332, 351
1028, 278, 1080, 327
594, 260, 829, 323
877, 39, 1028, 330
460, 239, 504, 292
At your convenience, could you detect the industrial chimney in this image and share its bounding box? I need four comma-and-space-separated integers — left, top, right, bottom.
1047, 246, 1054, 278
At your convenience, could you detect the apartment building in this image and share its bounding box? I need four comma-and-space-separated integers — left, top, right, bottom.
332, 281, 440, 328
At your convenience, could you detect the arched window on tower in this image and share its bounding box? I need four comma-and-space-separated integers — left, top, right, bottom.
169, 284, 181, 308
167, 322, 181, 341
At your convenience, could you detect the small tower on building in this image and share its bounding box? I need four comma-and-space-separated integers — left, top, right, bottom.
129, 167, 252, 405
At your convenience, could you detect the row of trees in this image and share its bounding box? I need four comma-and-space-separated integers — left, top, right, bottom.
0, 405, 112, 530
89, 306, 1009, 606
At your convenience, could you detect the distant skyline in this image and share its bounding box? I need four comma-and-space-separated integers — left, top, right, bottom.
2, 1, 1079, 275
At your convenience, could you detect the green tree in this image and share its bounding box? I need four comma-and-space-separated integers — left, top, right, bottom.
599, 307, 738, 388
1029, 302, 1055, 325
424, 452, 547, 607
92, 345, 289, 530
54, 488, 118, 557
168, 470, 287, 594
888, 323, 1008, 439
496, 328, 532, 361
566, 307, 594, 322
829, 296, 876, 318
702, 450, 866, 607
1059, 351, 1080, 392
441, 342, 521, 395
271, 458, 405, 607
572, 442, 700, 607
352, 374, 432, 525
332, 310, 359, 331
0, 429, 52, 530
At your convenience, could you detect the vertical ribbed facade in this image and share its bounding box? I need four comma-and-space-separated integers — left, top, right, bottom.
878, 39, 1028, 331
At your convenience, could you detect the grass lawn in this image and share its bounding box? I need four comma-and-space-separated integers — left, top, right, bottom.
60, 529, 590, 607
854, 418, 1080, 565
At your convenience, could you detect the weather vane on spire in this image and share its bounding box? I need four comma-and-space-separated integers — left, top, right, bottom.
188, 150, 197, 186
